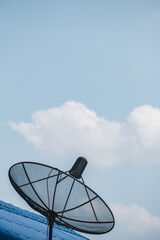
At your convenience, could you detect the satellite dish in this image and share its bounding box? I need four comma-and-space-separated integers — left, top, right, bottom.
9, 157, 115, 239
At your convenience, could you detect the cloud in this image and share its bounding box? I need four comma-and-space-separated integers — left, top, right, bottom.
9, 101, 160, 167
111, 204, 160, 233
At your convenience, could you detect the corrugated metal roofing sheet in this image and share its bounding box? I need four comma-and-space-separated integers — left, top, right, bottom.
0, 200, 89, 240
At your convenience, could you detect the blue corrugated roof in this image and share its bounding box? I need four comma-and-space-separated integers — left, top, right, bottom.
0, 200, 89, 240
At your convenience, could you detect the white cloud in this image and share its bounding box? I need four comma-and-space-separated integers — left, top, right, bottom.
9, 101, 160, 167
111, 204, 160, 233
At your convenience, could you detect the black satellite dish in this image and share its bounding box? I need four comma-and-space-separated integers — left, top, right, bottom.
9, 157, 115, 239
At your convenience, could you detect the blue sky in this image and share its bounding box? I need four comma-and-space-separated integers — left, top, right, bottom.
0, 1, 160, 240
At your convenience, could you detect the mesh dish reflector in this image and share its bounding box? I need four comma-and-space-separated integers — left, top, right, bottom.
9, 162, 115, 234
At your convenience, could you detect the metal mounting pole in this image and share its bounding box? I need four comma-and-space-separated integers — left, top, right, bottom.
48, 221, 53, 240
47, 211, 56, 240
